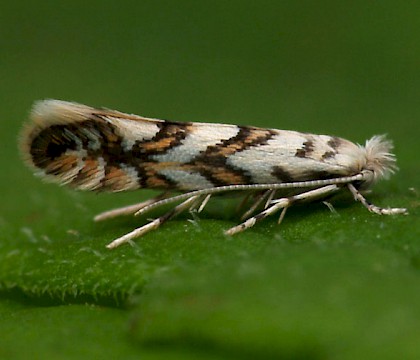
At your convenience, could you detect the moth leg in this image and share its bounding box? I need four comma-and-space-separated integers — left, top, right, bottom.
240, 190, 274, 220
186, 194, 209, 213
347, 184, 408, 215
236, 192, 253, 212
265, 190, 277, 209
226, 198, 290, 236
106, 195, 200, 249
94, 192, 170, 222
225, 184, 341, 236
277, 206, 288, 224
322, 201, 337, 214
197, 194, 212, 213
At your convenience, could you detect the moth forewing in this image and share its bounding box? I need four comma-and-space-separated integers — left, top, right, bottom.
20, 100, 408, 248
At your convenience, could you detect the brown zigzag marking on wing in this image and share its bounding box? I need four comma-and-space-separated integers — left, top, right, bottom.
129, 121, 192, 188
29, 118, 188, 190
187, 126, 277, 186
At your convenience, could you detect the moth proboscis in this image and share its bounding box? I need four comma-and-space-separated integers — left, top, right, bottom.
20, 100, 408, 249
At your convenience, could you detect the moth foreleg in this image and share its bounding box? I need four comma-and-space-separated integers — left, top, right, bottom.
347, 184, 408, 215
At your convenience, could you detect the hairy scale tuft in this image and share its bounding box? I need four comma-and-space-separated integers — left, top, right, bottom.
362, 135, 398, 183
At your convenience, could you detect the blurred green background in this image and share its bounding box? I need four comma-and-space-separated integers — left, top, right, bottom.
1, 1, 419, 359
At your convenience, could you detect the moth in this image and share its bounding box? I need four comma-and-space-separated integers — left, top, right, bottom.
20, 100, 407, 249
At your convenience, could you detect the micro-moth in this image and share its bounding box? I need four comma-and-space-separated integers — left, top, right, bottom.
20, 100, 407, 248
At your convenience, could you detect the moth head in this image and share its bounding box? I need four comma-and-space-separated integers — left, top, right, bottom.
359, 135, 398, 187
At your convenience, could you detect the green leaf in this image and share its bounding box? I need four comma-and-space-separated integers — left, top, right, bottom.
1, 1, 420, 358
133, 245, 420, 359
